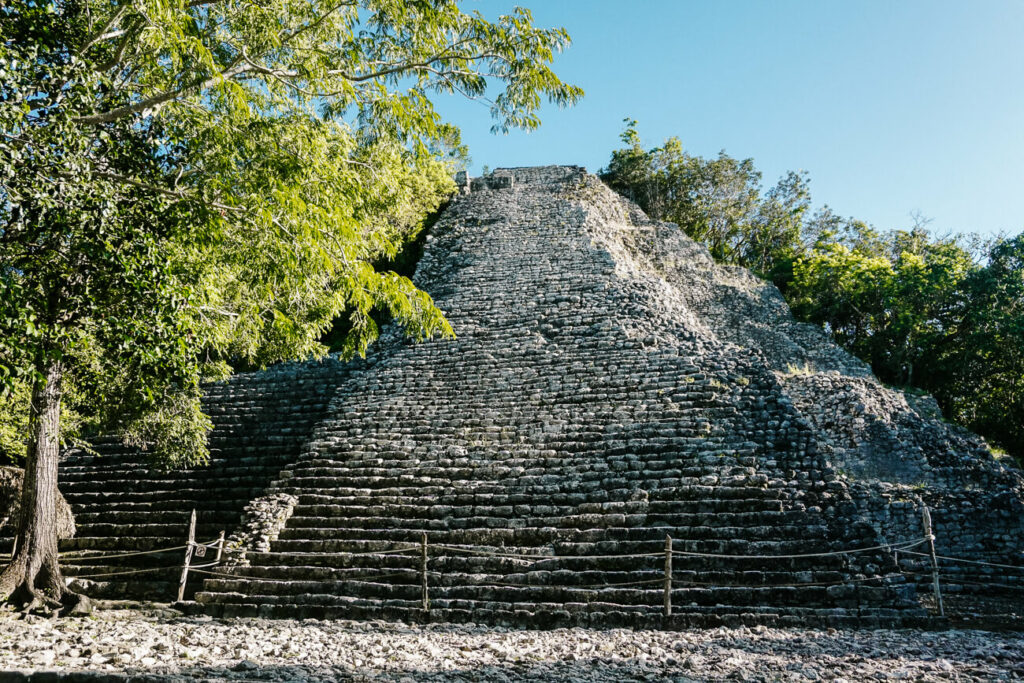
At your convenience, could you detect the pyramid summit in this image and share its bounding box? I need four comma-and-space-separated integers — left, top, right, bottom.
32, 165, 1024, 627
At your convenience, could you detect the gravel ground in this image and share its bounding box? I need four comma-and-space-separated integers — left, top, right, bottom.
1, 609, 1023, 682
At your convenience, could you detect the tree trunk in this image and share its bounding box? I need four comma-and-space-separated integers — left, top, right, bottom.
0, 357, 81, 612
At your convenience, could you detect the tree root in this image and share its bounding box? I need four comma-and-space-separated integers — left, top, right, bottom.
1, 552, 90, 616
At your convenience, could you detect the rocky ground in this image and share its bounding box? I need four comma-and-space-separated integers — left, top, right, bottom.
0, 608, 1023, 682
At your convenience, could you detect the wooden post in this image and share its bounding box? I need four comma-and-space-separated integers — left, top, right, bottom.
421, 532, 430, 613
214, 530, 225, 565
664, 535, 672, 617
177, 509, 197, 603
922, 506, 944, 617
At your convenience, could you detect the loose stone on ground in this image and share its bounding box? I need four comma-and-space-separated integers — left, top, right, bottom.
1, 609, 1022, 681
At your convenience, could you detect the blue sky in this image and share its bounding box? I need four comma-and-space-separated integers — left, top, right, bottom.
433, 0, 1024, 237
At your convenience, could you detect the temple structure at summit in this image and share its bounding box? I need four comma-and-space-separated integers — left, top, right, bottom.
23, 166, 1023, 627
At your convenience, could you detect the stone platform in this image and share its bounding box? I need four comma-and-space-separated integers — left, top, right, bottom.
40, 166, 1024, 626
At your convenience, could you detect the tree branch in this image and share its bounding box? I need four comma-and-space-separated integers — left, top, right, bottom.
74, 59, 251, 124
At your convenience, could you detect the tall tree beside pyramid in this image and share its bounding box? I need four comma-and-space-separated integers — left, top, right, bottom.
0, 0, 581, 613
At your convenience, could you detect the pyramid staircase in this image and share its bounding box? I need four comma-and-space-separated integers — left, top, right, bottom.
52, 359, 356, 600
184, 167, 926, 626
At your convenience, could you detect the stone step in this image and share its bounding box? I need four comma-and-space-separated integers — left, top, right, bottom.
256, 538, 853, 571
223, 564, 854, 588
64, 487, 267, 504
192, 590, 922, 627
196, 577, 875, 608
67, 578, 180, 600
60, 468, 288, 487
293, 483, 794, 504
287, 460, 761, 477
292, 496, 789, 516
60, 536, 184, 552
283, 508, 807, 527
73, 509, 240, 525
69, 522, 225, 538
275, 523, 830, 543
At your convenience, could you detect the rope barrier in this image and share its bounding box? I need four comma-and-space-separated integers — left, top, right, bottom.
670, 537, 928, 560
189, 568, 410, 584
930, 574, 1024, 592
426, 576, 667, 590
900, 550, 1024, 572
669, 571, 911, 589
431, 543, 663, 561
242, 545, 420, 558
59, 544, 188, 561
70, 566, 175, 580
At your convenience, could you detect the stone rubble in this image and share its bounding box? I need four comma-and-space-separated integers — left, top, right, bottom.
224, 493, 299, 566
1, 609, 1023, 682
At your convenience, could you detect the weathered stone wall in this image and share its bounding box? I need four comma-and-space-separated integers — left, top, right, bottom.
563, 171, 1024, 585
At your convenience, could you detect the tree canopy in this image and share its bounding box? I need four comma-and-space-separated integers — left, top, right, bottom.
0, 0, 581, 611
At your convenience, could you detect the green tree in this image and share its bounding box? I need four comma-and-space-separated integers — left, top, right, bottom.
600, 121, 807, 274
0, 0, 580, 612
939, 235, 1024, 458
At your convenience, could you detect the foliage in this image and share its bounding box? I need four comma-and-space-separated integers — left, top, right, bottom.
602, 120, 1024, 463
601, 119, 809, 280
0, 0, 581, 467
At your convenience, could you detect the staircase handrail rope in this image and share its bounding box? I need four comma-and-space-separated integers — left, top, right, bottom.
430, 543, 663, 560
191, 537, 225, 549
418, 569, 911, 590
189, 568, 409, 584
671, 537, 928, 560
900, 550, 1024, 571
70, 566, 175, 580
241, 545, 420, 558
897, 569, 1024, 593
188, 560, 223, 570
58, 544, 189, 560
931, 574, 1024, 592
670, 570, 911, 589
423, 573, 666, 589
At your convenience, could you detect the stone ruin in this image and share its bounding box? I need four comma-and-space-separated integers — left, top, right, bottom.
4, 166, 1022, 627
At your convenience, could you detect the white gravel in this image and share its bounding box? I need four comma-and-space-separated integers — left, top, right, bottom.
1, 609, 1023, 681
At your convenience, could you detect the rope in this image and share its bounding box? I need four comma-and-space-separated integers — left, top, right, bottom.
431, 544, 663, 561
428, 576, 667, 590
189, 568, 409, 584
901, 550, 1024, 572
59, 544, 188, 561
670, 571, 910, 589
188, 561, 223, 570
930, 574, 1024, 592
70, 566, 174, 580
670, 537, 927, 560
242, 545, 419, 558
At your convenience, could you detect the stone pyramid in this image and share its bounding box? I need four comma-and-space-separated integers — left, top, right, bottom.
41, 166, 1023, 627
